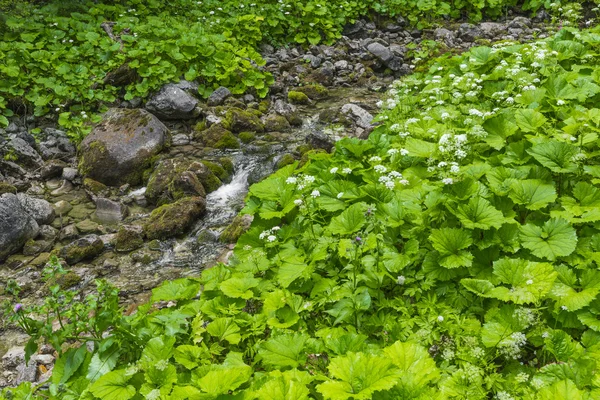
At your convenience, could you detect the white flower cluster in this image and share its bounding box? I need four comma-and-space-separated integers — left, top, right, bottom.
498, 332, 527, 359
286, 174, 315, 190
259, 226, 280, 242
496, 391, 515, 400
514, 308, 537, 328
438, 132, 469, 159
377, 168, 408, 190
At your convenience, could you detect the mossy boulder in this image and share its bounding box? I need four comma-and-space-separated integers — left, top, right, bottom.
146, 159, 206, 205
287, 91, 310, 105
202, 160, 231, 182
44, 271, 82, 291
258, 100, 270, 114
143, 196, 206, 240
0, 182, 16, 195
219, 157, 234, 175
264, 115, 291, 132
239, 132, 256, 143
226, 108, 265, 133
59, 234, 104, 265
79, 108, 168, 186
82, 178, 108, 196
287, 112, 303, 127
295, 84, 329, 100
223, 97, 246, 109
115, 225, 144, 252
277, 153, 296, 169
188, 161, 222, 193
219, 214, 254, 243
195, 124, 239, 149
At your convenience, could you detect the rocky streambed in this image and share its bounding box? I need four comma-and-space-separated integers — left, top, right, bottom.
0, 14, 557, 387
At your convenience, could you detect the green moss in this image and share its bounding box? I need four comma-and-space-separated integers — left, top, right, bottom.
44, 271, 82, 291
225, 108, 265, 133
202, 161, 228, 181
224, 97, 246, 109
59, 237, 104, 265
82, 178, 108, 195
287, 91, 310, 105
194, 120, 207, 132
143, 196, 206, 240
214, 131, 240, 149
296, 144, 311, 155
258, 100, 270, 114
115, 226, 144, 252
0, 182, 17, 195
239, 131, 256, 143
220, 214, 253, 243
188, 161, 222, 193
264, 115, 291, 132
277, 153, 296, 169
219, 157, 234, 175
287, 112, 303, 127
295, 84, 329, 100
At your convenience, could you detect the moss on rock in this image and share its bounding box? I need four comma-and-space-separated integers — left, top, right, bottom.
83, 178, 108, 195
143, 196, 206, 240
219, 214, 254, 243
115, 225, 144, 252
194, 124, 235, 148
0, 182, 17, 195
59, 235, 104, 265
214, 131, 240, 149
239, 131, 256, 143
188, 161, 222, 193
295, 84, 329, 100
277, 153, 296, 169
225, 108, 265, 133
146, 159, 206, 206
287, 91, 310, 105
264, 115, 291, 132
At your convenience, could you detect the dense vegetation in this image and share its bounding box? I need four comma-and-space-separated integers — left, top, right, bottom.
0, 0, 561, 141
5, 17, 600, 398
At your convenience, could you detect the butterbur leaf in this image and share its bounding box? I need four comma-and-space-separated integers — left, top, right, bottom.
86, 347, 119, 383
492, 258, 557, 304
317, 352, 400, 400
258, 333, 309, 369
325, 333, 368, 355
197, 365, 252, 394
520, 218, 577, 260
486, 167, 528, 195
508, 180, 557, 210
515, 109, 547, 132
454, 197, 505, 230
483, 113, 518, 150
544, 330, 580, 362
537, 379, 585, 400
549, 283, 600, 311
255, 370, 312, 400
206, 318, 241, 344
429, 228, 473, 268
174, 345, 209, 370
527, 141, 578, 173
327, 202, 366, 235
461, 279, 496, 297
140, 336, 176, 370
89, 369, 136, 400
382, 341, 439, 396
219, 275, 260, 299
151, 278, 201, 302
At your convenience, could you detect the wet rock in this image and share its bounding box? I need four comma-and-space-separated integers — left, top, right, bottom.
53, 200, 73, 216
79, 108, 168, 186
145, 83, 199, 119
219, 214, 254, 243
2, 346, 25, 369
226, 108, 265, 133
458, 23, 482, 42
22, 239, 52, 256
264, 114, 291, 132
143, 196, 206, 240
0, 193, 39, 262
83, 178, 109, 196
76, 219, 99, 234
115, 225, 144, 252
38, 225, 58, 241
59, 224, 79, 241
188, 161, 222, 193
294, 84, 329, 100
341, 104, 373, 129
207, 86, 232, 106
288, 91, 310, 105
37, 128, 76, 160
60, 234, 104, 264
17, 193, 55, 225
40, 159, 67, 180
50, 179, 73, 196
94, 198, 128, 224
7, 137, 43, 168
195, 124, 239, 149
62, 167, 78, 181
366, 42, 393, 62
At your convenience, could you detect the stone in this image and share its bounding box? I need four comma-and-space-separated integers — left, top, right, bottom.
68, 203, 94, 220
62, 167, 78, 181
303, 54, 322, 68
76, 219, 99, 234
264, 114, 291, 132
172, 133, 190, 146
207, 86, 232, 106
59, 224, 79, 241
273, 99, 296, 117
145, 83, 199, 119
59, 235, 104, 264
334, 60, 350, 70
341, 104, 373, 129
8, 137, 43, 168
288, 91, 310, 105
188, 161, 222, 193
434, 28, 457, 46
0, 181, 17, 195
458, 23, 483, 42
2, 346, 25, 368
94, 198, 128, 224
38, 225, 58, 241
146, 159, 207, 205
79, 108, 168, 186
294, 84, 329, 100
22, 239, 52, 256
508, 16, 531, 29
143, 196, 206, 240
115, 225, 144, 252
37, 128, 76, 160
366, 42, 393, 62
196, 124, 239, 149
40, 159, 67, 180
17, 193, 55, 225
226, 108, 265, 133
0, 194, 39, 261
479, 22, 507, 38
16, 360, 37, 384
50, 179, 73, 196
53, 200, 73, 216
32, 354, 54, 365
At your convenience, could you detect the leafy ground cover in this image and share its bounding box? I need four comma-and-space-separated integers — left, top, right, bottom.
0, 0, 563, 140
5, 24, 600, 399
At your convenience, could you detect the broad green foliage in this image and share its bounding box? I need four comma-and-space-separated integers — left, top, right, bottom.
8, 25, 600, 400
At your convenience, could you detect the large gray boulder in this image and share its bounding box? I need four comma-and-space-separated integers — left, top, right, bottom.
0, 193, 39, 261
145, 83, 199, 119
17, 193, 55, 225
7, 137, 43, 168
79, 108, 168, 186
207, 87, 232, 106
341, 104, 373, 129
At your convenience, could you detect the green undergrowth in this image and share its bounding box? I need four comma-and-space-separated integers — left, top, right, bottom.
0, 0, 570, 141
6, 24, 600, 400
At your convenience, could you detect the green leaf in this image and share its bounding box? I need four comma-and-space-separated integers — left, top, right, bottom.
219, 275, 260, 299
140, 336, 175, 370
527, 141, 578, 173
151, 278, 201, 302
53, 345, 87, 385
509, 180, 557, 210
174, 345, 209, 370
0, 115, 8, 128
482, 113, 518, 150
86, 347, 119, 383
197, 365, 252, 394
454, 197, 505, 230
461, 279, 496, 297
258, 333, 309, 368
549, 283, 600, 311
327, 202, 366, 235
255, 370, 312, 400
206, 318, 241, 345
492, 258, 557, 304
317, 352, 400, 400
429, 228, 473, 268
89, 369, 136, 400
544, 330, 580, 362
520, 218, 577, 260
537, 379, 584, 400
515, 109, 547, 132
404, 138, 437, 158
383, 341, 439, 396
